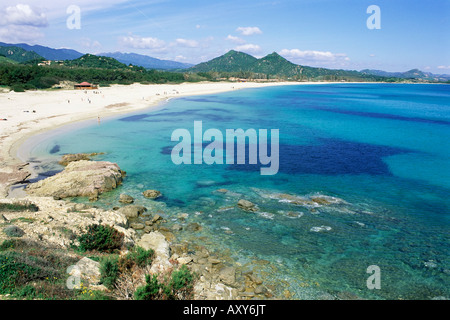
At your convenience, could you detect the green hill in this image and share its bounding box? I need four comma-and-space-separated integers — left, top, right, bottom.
189, 50, 258, 73
188, 50, 383, 81
250, 52, 303, 77
0, 55, 19, 65
0, 46, 44, 63
64, 54, 133, 69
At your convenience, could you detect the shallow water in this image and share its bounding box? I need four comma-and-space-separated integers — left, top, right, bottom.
27, 83, 450, 299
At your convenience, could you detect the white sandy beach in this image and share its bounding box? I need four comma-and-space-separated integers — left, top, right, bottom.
0, 81, 310, 197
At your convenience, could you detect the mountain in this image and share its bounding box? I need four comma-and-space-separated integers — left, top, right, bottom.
0, 42, 83, 61
100, 52, 193, 70
188, 50, 375, 80
0, 46, 44, 63
250, 52, 303, 76
189, 50, 258, 73
361, 69, 450, 82
63, 54, 131, 69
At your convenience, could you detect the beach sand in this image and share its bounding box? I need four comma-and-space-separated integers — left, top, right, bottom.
0, 81, 307, 197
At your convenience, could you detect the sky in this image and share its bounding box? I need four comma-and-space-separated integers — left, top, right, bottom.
0, 0, 449, 73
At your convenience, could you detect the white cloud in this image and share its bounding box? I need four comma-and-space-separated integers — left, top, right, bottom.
119, 34, 167, 52
174, 38, 199, 48
236, 26, 262, 36
0, 4, 48, 43
235, 43, 261, 54
0, 24, 44, 43
226, 35, 246, 44
437, 65, 450, 70
280, 49, 350, 67
0, 4, 48, 27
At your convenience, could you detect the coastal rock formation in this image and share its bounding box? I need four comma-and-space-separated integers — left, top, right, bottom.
237, 199, 258, 212
142, 189, 162, 199
0, 197, 135, 249
25, 160, 124, 200
58, 153, 105, 166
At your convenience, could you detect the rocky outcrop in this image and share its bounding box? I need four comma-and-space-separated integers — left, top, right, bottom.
119, 194, 134, 204
237, 199, 258, 212
58, 153, 104, 166
142, 189, 162, 199
25, 160, 125, 200
117, 205, 147, 218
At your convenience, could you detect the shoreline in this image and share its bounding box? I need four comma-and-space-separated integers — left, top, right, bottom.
0, 80, 311, 197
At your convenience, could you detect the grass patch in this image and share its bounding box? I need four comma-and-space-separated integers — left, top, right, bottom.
0, 202, 39, 212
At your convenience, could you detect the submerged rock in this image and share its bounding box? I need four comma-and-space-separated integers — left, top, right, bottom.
119, 194, 134, 204
142, 189, 162, 199
237, 199, 258, 212
26, 160, 124, 200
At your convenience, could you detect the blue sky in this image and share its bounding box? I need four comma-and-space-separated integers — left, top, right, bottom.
0, 0, 449, 73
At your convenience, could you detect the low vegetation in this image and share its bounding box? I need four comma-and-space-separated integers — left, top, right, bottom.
0, 224, 195, 300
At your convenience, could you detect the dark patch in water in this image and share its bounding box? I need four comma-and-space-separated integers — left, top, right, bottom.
227, 138, 409, 176
49, 145, 60, 154
161, 137, 407, 175
195, 180, 233, 188
311, 106, 450, 126
162, 197, 186, 208
120, 108, 233, 123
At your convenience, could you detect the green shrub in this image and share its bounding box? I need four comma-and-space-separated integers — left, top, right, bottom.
134, 274, 162, 300
99, 255, 120, 290
134, 265, 195, 300
11, 84, 25, 92
119, 246, 154, 271
77, 224, 124, 253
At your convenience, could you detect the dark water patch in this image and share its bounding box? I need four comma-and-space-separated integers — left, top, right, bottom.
120, 108, 234, 123
161, 137, 408, 176
49, 145, 60, 154
311, 106, 450, 126
228, 138, 409, 176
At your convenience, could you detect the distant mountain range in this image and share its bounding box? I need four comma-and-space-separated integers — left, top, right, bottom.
0, 42, 82, 61
0, 42, 192, 70
99, 52, 193, 70
361, 69, 450, 82
0, 42, 448, 82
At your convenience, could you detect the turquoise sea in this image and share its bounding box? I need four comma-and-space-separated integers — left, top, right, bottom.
27, 83, 449, 299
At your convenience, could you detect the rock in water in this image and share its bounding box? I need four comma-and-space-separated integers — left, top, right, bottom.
237, 199, 258, 212
119, 194, 134, 204
58, 153, 104, 166
142, 189, 162, 199
25, 160, 124, 199
117, 205, 147, 218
